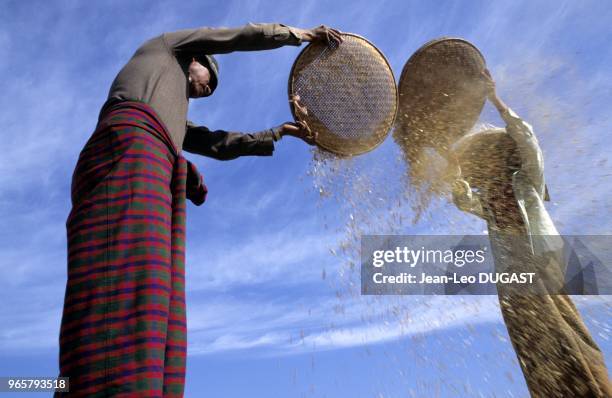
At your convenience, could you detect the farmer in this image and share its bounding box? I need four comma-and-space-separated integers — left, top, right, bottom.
450, 70, 611, 397
56, 23, 341, 397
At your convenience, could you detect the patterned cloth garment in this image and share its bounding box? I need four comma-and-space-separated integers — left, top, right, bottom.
55, 101, 205, 397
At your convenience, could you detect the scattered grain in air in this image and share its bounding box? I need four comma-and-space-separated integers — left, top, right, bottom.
301, 63, 610, 393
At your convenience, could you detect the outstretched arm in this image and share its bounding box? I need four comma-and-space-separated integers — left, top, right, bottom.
183, 122, 276, 160
183, 120, 315, 160
482, 69, 546, 198
164, 23, 342, 57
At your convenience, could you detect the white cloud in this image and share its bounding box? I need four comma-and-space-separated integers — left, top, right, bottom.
185, 295, 494, 355
183, 294, 610, 356
186, 228, 341, 291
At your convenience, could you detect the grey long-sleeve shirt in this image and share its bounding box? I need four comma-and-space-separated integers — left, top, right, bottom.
105, 23, 302, 156
183, 121, 281, 160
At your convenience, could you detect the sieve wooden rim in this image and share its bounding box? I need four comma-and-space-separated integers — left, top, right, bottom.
288, 32, 398, 157
398, 37, 486, 89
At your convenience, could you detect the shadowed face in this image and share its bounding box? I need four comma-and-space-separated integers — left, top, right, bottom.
188, 59, 212, 98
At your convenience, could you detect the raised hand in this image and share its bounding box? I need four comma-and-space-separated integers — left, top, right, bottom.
278, 121, 318, 146
289, 94, 308, 119
300, 25, 343, 46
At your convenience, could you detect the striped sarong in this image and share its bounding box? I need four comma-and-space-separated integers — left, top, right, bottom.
56, 101, 206, 397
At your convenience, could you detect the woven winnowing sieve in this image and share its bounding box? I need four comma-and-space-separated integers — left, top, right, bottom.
395, 38, 487, 154
289, 34, 397, 156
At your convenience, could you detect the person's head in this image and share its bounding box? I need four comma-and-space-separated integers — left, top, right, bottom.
452, 127, 522, 214
187, 55, 218, 98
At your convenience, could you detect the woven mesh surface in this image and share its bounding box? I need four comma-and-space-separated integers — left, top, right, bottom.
394, 38, 487, 155
289, 34, 397, 156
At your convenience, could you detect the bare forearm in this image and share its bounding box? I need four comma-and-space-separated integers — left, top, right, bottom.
482, 69, 511, 119
489, 92, 510, 117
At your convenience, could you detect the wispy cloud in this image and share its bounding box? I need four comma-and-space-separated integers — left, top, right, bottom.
186, 295, 504, 356
186, 229, 340, 291
185, 295, 609, 356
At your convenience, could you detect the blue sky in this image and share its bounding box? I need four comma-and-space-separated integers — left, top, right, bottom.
1, 0, 611, 397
